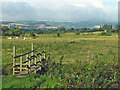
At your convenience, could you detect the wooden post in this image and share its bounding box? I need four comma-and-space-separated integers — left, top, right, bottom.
40, 55, 41, 61
31, 42, 33, 56
20, 55, 22, 74
35, 58, 37, 74
26, 54, 28, 73
31, 42, 34, 65
28, 56, 31, 73
44, 50, 45, 59
39, 55, 42, 71
26, 54, 28, 66
13, 46, 16, 75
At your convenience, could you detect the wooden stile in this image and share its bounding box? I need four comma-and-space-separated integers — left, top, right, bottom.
12, 42, 46, 77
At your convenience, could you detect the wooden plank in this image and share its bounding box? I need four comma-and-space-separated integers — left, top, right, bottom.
14, 71, 20, 72
22, 63, 28, 65
15, 63, 27, 66
15, 67, 28, 70
30, 66, 40, 73
14, 50, 36, 58
14, 65, 20, 68
15, 63, 20, 65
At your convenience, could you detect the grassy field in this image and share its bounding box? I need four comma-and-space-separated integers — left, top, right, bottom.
2, 33, 119, 88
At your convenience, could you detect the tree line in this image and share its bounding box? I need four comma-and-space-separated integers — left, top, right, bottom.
1, 24, 119, 37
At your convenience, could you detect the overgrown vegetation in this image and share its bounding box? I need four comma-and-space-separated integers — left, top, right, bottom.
2, 55, 118, 88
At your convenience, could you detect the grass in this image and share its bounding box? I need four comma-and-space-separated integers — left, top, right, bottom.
2, 33, 119, 88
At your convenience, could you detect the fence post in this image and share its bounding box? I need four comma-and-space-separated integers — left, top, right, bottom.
26, 54, 29, 73
39, 54, 42, 70
44, 50, 46, 59
40, 55, 41, 61
13, 46, 16, 75
35, 58, 37, 74
31, 42, 34, 65
28, 56, 31, 73
20, 54, 22, 74
32, 42, 33, 56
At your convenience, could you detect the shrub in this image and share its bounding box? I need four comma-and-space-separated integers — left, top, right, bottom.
76, 31, 80, 35
57, 32, 60, 37
29, 31, 36, 39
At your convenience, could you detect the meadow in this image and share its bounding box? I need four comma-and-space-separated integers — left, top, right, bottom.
2, 33, 119, 88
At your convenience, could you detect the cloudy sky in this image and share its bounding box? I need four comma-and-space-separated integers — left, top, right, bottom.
0, 0, 119, 22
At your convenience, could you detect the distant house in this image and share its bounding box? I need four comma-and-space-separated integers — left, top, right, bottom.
1, 24, 10, 28
45, 26, 58, 29
94, 25, 101, 29
37, 24, 45, 29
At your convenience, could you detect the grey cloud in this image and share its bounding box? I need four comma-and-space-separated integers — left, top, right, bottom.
2, 2, 37, 21
1, 2, 117, 22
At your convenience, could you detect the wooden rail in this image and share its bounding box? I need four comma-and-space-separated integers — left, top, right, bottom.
13, 43, 46, 77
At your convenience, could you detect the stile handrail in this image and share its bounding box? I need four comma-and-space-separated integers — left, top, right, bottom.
14, 50, 36, 58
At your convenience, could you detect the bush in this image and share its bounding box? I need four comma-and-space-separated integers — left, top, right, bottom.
29, 31, 35, 37
57, 32, 60, 37
76, 31, 80, 35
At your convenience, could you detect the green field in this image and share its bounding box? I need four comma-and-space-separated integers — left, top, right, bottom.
2, 33, 118, 88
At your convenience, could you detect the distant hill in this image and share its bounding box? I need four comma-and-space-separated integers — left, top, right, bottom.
1, 21, 117, 29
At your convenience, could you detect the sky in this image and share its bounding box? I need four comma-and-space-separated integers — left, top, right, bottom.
0, 0, 119, 22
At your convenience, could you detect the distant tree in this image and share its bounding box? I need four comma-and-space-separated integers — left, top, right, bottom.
29, 31, 36, 37
59, 27, 66, 33
10, 28, 22, 36
81, 27, 87, 31
22, 31, 25, 34
76, 28, 79, 31
37, 31, 44, 34
102, 24, 112, 33
2, 26, 9, 36
2, 26, 9, 31
71, 28, 74, 31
